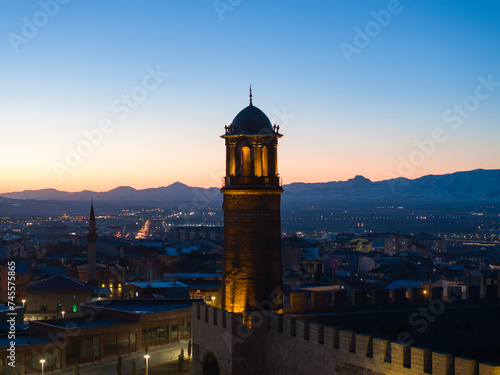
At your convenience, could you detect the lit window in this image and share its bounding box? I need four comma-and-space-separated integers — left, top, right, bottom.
262, 146, 269, 176
241, 146, 251, 175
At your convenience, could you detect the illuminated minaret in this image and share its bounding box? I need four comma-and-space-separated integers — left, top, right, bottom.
221, 88, 283, 314
87, 200, 97, 286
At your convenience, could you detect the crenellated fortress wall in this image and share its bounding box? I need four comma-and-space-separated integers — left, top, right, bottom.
193, 301, 500, 375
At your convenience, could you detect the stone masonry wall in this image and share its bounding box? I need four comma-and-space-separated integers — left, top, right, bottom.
193, 304, 500, 375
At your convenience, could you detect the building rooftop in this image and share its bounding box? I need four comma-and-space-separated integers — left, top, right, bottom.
24, 275, 93, 292
298, 285, 342, 292
33, 266, 68, 277
163, 272, 222, 279
88, 299, 195, 314
184, 281, 221, 290
386, 279, 428, 289
41, 317, 124, 329
165, 246, 199, 256
129, 281, 188, 289
0, 305, 23, 312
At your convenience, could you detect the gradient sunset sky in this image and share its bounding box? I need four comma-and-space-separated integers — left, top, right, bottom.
1, 0, 499, 193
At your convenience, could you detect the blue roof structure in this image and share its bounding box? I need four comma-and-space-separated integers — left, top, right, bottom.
88, 299, 194, 314
15, 263, 31, 274
46, 317, 123, 329
228, 104, 273, 134
386, 280, 427, 289
163, 272, 221, 279
130, 281, 188, 288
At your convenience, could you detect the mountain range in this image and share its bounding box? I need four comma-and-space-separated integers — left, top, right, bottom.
2, 170, 500, 208
0, 182, 219, 204
283, 169, 500, 204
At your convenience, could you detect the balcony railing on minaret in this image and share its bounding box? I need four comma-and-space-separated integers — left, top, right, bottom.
222, 175, 282, 187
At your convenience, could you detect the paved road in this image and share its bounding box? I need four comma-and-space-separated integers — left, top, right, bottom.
52, 340, 190, 375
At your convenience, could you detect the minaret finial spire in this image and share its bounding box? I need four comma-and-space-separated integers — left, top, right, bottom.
249, 85, 253, 106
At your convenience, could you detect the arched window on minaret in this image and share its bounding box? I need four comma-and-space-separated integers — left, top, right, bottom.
229, 142, 236, 176
241, 146, 251, 176
254, 143, 262, 177
262, 146, 269, 177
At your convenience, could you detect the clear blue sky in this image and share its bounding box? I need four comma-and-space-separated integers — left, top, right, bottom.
1, 0, 499, 192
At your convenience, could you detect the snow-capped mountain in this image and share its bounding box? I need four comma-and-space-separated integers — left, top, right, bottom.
2, 169, 499, 205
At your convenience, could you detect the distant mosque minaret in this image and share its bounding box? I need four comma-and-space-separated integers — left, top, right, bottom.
87, 200, 97, 286
221, 87, 283, 315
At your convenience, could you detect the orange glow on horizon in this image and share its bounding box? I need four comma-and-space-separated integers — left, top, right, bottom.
1, 163, 498, 195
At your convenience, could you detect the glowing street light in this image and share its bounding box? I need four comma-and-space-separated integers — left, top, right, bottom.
61, 311, 65, 319
211, 296, 215, 306
40, 359, 46, 375
22, 299, 26, 306
144, 354, 150, 375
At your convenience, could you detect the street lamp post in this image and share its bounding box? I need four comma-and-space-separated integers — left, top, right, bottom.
61, 311, 65, 319
144, 354, 150, 375
40, 359, 45, 375
22, 299, 26, 307
211, 296, 215, 306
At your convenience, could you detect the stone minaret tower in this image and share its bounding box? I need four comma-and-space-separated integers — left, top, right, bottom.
87, 200, 97, 286
221, 88, 283, 314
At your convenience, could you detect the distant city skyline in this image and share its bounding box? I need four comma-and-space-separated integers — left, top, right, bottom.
1, 1, 499, 194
